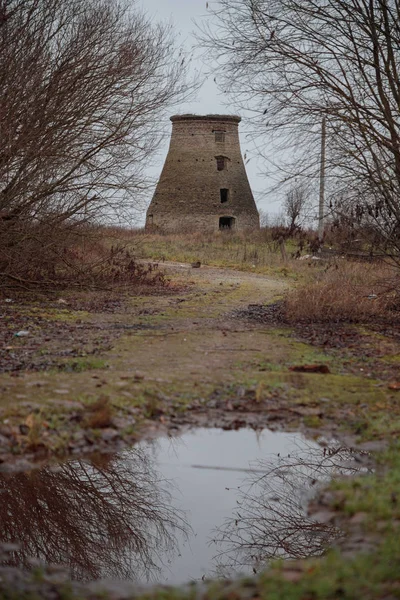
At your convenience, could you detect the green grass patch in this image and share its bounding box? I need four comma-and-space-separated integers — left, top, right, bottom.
57, 357, 108, 372
331, 443, 400, 523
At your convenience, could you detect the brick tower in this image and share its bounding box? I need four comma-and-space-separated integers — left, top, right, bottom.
145, 114, 260, 232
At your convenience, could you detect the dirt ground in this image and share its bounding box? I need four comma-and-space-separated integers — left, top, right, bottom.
0, 261, 400, 599
0, 260, 399, 468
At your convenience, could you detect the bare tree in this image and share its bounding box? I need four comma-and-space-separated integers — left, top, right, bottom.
0, 0, 190, 284
200, 0, 400, 261
0, 451, 188, 582
210, 442, 371, 578
258, 209, 270, 228
284, 183, 310, 234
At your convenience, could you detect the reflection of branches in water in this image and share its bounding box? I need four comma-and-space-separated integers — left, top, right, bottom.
211, 441, 371, 578
0, 451, 188, 582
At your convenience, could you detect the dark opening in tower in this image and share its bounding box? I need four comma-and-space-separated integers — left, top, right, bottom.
220, 188, 229, 203
216, 156, 227, 171
219, 216, 236, 230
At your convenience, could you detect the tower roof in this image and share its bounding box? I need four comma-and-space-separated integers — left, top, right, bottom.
170, 114, 241, 123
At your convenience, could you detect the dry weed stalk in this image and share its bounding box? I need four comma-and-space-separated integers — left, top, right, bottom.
84, 396, 114, 429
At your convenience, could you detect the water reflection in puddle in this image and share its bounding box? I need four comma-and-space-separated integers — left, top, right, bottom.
0, 428, 370, 585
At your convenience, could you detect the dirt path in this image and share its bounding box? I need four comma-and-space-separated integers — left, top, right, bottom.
1, 262, 287, 400
110, 261, 288, 386
0, 261, 398, 464
0, 262, 294, 462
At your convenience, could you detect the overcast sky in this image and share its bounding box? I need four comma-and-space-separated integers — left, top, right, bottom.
138, 0, 280, 225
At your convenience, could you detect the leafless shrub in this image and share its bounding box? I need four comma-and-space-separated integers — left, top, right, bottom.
0, 0, 190, 287
284, 183, 311, 235
258, 209, 270, 228
284, 262, 400, 323
0, 222, 168, 290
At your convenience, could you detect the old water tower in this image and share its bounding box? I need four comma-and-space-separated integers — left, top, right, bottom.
145, 114, 260, 232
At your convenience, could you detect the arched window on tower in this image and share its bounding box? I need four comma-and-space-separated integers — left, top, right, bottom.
216, 156, 227, 171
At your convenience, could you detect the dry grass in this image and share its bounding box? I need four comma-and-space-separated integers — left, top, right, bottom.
285, 261, 400, 322
25, 413, 45, 451
123, 229, 302, 273
84, 396, 114, 429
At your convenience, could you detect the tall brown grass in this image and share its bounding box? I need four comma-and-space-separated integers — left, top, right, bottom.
284, 262, 400, 322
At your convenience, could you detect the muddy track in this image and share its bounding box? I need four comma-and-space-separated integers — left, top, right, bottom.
1, 260, 398, 467
0, 262, 290, 467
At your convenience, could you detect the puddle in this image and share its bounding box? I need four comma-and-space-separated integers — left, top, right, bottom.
0, 428, 370, 585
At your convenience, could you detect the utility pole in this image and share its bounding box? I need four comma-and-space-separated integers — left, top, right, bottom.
318, 116, 326, 242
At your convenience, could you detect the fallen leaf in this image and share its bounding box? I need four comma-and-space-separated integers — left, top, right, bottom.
281, 570, 303, 582
388, 382, 400, 391
350, 512, 368, 524
25, 414, 35, 429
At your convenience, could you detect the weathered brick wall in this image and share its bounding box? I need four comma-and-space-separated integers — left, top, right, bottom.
145, 115, 260, 233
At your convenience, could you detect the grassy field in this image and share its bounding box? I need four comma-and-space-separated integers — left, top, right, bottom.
118, 229, 300, 275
